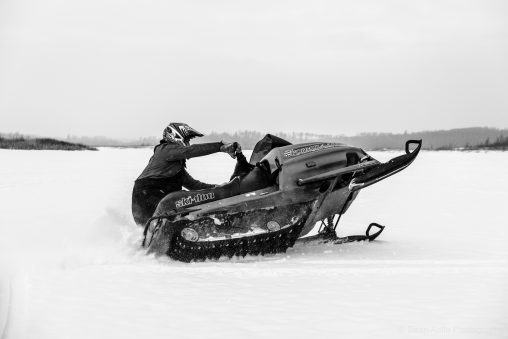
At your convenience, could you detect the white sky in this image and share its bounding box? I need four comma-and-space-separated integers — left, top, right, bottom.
0, 0, 507, 138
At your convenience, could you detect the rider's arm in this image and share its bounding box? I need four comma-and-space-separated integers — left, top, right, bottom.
161, 142, 223, 161
181, 170, 216, 190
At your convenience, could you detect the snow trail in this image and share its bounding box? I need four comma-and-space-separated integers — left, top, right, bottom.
0, 148, 507, 338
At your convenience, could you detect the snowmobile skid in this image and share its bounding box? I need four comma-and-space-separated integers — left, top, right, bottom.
142, 136, 422, 262
143, 202, 313, 262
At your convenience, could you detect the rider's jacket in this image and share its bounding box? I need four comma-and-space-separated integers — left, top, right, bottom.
135, 141, 222, 191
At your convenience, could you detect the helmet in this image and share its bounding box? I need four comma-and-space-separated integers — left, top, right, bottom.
162, 123, 204, 145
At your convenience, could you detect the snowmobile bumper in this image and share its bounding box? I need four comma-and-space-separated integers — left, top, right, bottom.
296, 140, 422, 190
349, 140, 422, 191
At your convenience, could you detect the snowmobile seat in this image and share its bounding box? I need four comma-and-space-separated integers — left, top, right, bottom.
156, 166, 273, 213
155, 134, 292, 214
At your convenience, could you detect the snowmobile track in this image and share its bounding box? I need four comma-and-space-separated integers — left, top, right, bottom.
167, 219, 306, 262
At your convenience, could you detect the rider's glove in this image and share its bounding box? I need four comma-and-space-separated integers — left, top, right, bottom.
234, 143, 242, 155
220, 142, 241, 158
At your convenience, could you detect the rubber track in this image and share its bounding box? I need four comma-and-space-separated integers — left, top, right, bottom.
167, 219, 306, 262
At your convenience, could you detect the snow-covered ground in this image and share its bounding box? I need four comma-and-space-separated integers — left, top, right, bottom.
0, 148, 507, 339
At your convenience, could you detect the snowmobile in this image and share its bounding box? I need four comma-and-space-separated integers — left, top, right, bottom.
142, 135, 422, 262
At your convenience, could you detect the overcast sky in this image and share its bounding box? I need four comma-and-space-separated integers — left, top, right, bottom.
0, 0, 507, 138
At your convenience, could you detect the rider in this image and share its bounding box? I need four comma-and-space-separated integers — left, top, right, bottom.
132, 122, 240, 226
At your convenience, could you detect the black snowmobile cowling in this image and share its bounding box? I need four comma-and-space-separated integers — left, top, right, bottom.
142, 135, 422, 262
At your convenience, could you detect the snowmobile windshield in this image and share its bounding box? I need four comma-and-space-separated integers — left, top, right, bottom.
249, 134, 292, 164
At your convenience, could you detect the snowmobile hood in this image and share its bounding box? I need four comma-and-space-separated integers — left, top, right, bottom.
257, 142, 368, 192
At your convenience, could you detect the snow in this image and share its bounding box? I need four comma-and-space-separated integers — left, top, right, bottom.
0, 148, 507, 339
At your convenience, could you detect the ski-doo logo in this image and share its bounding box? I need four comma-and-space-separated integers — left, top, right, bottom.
283, 143, 338, 158
175, 192, 215, 208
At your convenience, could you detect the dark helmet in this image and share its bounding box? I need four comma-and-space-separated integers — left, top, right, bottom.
162, 122, 204, 145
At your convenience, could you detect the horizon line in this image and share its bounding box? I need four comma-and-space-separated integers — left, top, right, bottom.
2, 125, 508, 141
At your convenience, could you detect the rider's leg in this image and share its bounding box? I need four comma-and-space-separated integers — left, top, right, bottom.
229, 152, 254, 181
131, 183, 168, 226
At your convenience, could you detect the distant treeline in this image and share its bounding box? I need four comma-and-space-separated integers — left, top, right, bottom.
464, 134, 508, 150
64, 135, 158, 147
12, 127, 508, 151
200, 127, 508, 150
0, 134, 97, 151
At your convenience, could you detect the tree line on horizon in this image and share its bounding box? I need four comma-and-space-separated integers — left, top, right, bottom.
0, 134, 96, 151
61, 127, 508, 150
2, 127, 508, 150
199, 127, 508, 150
